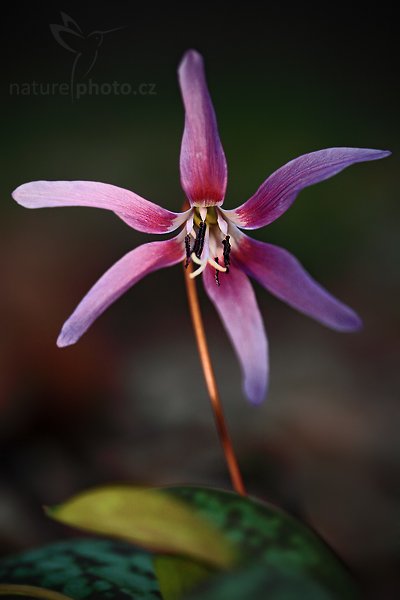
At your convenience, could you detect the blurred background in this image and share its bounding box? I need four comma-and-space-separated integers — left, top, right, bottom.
1, 3, 399, 597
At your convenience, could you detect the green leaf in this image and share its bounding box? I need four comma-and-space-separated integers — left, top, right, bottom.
186, 562, 339, 600
0, 538, 161, 599
47, 486, 359, 599
47, 486, 236, 569
154, 556, 213, 600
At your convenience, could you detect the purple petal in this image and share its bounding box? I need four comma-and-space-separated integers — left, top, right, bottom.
235, 232, 362, 332
57, 232, 185, 347
12, 181, 189, 234
178, 50, 227, 207
223, 148, 391, 229
203, 263, 268, 404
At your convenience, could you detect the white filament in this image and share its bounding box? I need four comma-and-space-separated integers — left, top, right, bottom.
189, 253, 227, 279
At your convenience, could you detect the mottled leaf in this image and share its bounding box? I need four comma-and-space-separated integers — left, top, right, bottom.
0, 538, 161, 599
168, 487, 359, 599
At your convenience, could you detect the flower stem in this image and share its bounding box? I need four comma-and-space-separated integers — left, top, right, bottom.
0, 584, 74, 600
183, 261, 247, 496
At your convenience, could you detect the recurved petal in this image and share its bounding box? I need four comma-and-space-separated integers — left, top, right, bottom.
57, 232, 186, 347
12, 180, 189, 234
203, 263, 268, 404
235, 232, 362, 332
223, 148, 391, 229
178, 50, 227, 207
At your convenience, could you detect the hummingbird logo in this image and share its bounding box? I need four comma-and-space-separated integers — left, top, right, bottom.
50, 12, 122, 98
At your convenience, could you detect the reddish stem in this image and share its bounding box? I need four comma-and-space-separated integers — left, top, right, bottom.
183, 260, 246, 496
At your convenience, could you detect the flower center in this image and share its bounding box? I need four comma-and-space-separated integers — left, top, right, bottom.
185, 207, 231, 285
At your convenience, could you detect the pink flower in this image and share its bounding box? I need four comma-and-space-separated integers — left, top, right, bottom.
12, 50, 390, 404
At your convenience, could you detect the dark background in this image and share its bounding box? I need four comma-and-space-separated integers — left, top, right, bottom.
1, 3, 399, 597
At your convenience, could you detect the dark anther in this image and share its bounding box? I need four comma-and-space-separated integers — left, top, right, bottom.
184, 234, 191, 268
222, 235, 231, 272
193, 221, 206, 259
215, 257, 221, 287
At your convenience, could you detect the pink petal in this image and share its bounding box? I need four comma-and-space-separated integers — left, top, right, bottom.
12, 181, 189, 234
203, 263, 268, 404
223, 148, 391, 229
57, 232, 186, 347
178, 50, 227, 207
235, 232, 362, 332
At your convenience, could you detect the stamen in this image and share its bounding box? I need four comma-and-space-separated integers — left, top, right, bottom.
193, 221, 206, 258
222, 235, 231, 273
190, 253, 227, 281
215, 257, 220, 286
184, 234, 192, 268
189, 260, 208, 279
208, 257, 227, 272
191, 253, 204, 266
